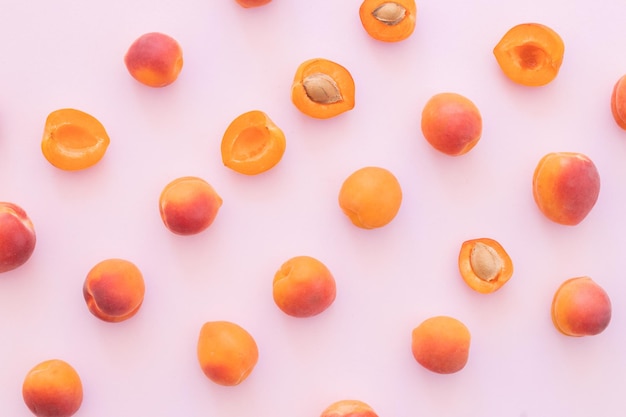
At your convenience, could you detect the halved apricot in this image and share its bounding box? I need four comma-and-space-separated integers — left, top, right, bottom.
458, 238, 513, 294
359, 0, 417, 42
610, 74, 626, 130
493, 23, 564, 87
221, 110, 286, 175
41, 108, 110, 171
291, 58, 355, 119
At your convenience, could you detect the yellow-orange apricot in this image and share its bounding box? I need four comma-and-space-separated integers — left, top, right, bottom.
493, 23, 564, 87
221, 110, 286, 175
124, 32, 183, 87
22, 359, 83, 417
338, 166, 402, 229
551, 277, 611, 337
411, 316, 471, 374
291, 58, 355, 119
610, 74, 626, 130
159, 176, 223, 235
421, 92, 482, 156
41, 108, 110, 171
83, 258, 145, 323
235, 0, 271, 7
197, 320, 259, 386
320, 399, 379, 417
532, 152, 600, 226
458, 238, 513, 294
359, 0, 417, 42
273, 255, 336, 318
0, 202, 36, 273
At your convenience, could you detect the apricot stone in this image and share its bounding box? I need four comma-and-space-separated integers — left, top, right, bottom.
22, 359, 83, 417
532, 152, 600, 226
411, 316, 471, 374
273, 255, 336, 318
551, 277, 611, 337
124, 32, 183, 87
610, 74, 626, 130
0, 202, 36, 273
320, 399, 379, 417
421, 92, 482, 156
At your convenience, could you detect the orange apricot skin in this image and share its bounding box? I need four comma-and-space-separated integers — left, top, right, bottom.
83, 258, 145, 323
610, 75, 626, 130
221, 110, 286, 175
41, 108, 110, 171
320, 399, 379, 417
421, 92, 482, 156
0, 202, 36, 273
124, 32, 183, 87
159, 176, 223, 235
493, 23, 564, 87
273, 256, 337, 318
235, 0, 271, 7
197, 321, 259, 386
458, 238, 513, 294
532, 152, 600, 226
291, 58, 356, 119
338, 166, 402, 229
22, 359, 83, 417
411, 316, 471, 374
551, 277, 611, 337
359, 0, 417, 42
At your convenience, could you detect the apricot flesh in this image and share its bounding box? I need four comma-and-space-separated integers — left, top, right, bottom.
273, 255, 336, 318
532, 152, 600, 226
197, 320, 259, 386
551, 277, 611, 337
124, 32, 183, 87
610, 75, 626, 130
421, 92, 482, 156
411, 316, 471, 374
320, 399, 379, 417
22, 359, 83, 417
0, 202, 36, 273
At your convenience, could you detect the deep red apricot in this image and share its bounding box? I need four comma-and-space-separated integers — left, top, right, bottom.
124, 32, 183, 87
22, 359, 83, 417
610, 74, 626, 130
0, 202, 36, 273
551, 277, 611, 337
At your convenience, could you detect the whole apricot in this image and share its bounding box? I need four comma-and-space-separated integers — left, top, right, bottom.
610, 74, 626, 130
359, 0, 417, 43
159, 176, 223, 235
338, 166, 402, 229
532, 152, 600, 226
273, 255, 336, 318
197, 320, 259, 386
22, 359, 83, 417
551, 277, 611, 337
83, 258, 145, 323
320, 399, 379, 417
124, 32, 183, 87
0, 202, 36, 273
421, 92, 482, 156
235, 0, 271, 7
411, 316, 471, 374
458, 238, 513, 294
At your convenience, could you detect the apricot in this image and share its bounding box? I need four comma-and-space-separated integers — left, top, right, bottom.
83, 258, 145, 323
458, 238, 513, 294
411, 316, 471, 374
235, 0, 271, 7
124, 32, 183, 87
338, 166, 402, 229
493, 23, 565, 87
320, 399, 379, 417
610, 74, 626, 130
41, 108, 110, 171
22, 359, 83, 417
359, 0, 417, 42
273, 255, 336, 318
421, 92, 482, 156
551, 277, 611, 337
159, 176, 223, 235
197, 320, 259, 386
221, 110, 286, 175
0, 202, 36, 273
291, 58, 355, 119
532, 152, 600, 226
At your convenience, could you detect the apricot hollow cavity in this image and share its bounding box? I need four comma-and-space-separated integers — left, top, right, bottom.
0, 202, 36, 273
22, 359, 83, 417
159, 176, 223, 235
41, 108, 110, 171
273, 255, 336, 318
197, 320, 259, 386
291, 58, 355, 119
458, 238, 513, 294
493, 23, 564, 87
610, 75, 626, 130
124, 32, 183, 87
532, 152, 600, 226
83, 258, 145, 323
359, 0, 417, 42
421, 92, 482, 156
411, 315, 471, 374
551, 277, 611, 337
320, 399, 379, 417
221, 110, 286, 175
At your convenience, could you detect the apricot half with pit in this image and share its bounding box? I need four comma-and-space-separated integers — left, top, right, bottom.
458, 238, 513, 294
